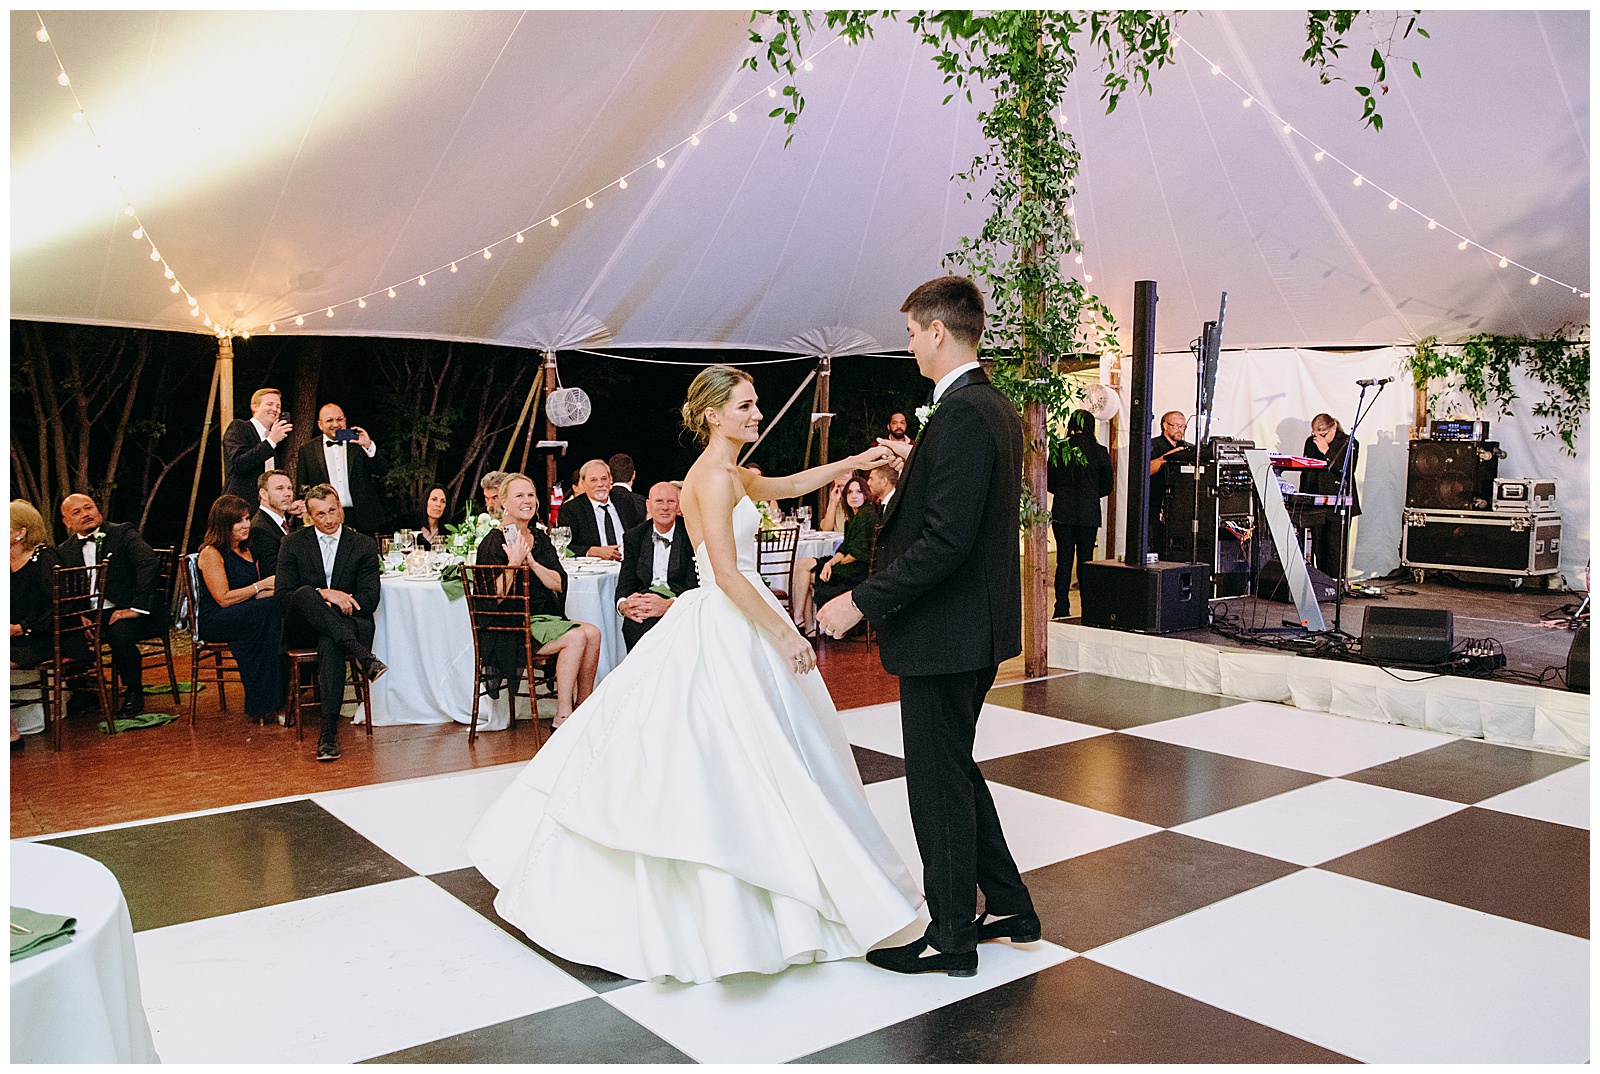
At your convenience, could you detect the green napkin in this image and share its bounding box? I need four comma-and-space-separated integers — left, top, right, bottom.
97, 712, 178, 733
439, 561, 464, 601
649, 584, 676, 599
10, 907, 75, 962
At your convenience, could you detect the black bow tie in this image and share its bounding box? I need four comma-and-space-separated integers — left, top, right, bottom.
78, 530, 102, 545
325, 439, 340, 448
653, 532, 673, 546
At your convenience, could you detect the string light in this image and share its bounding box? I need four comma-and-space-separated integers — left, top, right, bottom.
35, 26, 48, 42
584, 196, 594, 208
618, 177, 628, 190
418, 274, 427, 285
357, 297, 366, 308
549, 215, 559, 227
516, 231, 525, 242
56, 70, 69, 86
387, 287, 397, 298
325, 307, 335, 317
655, 156, 665, 169
727, 111, 738, 122
1176, 33, 1586, 298
294, 315, 304, 326
481, 247, 492, 259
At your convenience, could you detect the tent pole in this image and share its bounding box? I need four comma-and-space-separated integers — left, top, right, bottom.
543, 350, 558, 495
181, 353, 223, 555
739, 369, 816, 466
816, 355, 832, 471
508, 366, 544, 474
802, 376, 819, 509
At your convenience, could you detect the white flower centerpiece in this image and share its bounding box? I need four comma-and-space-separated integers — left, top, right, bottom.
443, 502, 500, 563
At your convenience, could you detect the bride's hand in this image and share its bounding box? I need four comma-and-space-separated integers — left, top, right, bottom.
777, 630, 816, 676
854, 443, 897, 470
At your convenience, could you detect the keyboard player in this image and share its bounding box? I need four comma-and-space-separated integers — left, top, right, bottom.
1296, 413, 1360, 577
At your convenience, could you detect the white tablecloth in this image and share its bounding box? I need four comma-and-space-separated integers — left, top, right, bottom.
369, 563, 623, 729
10, 841, 161, 1064
760, 530, 843, 592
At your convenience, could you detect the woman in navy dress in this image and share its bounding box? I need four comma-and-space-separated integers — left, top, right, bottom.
196, 494, 285, 721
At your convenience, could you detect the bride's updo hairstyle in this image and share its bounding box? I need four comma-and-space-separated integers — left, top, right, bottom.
681, 364, 754, 446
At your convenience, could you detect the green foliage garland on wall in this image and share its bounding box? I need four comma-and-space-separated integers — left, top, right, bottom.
1406, 327, 1589, 454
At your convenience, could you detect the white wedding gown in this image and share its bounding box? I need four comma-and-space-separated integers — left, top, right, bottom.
466, 496, 921, 984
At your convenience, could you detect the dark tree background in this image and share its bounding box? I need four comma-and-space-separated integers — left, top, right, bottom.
10, 320, 925, 548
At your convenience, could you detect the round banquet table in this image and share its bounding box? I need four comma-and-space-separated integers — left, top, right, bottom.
368, 561, 624, 729
9, 841, 161, 1064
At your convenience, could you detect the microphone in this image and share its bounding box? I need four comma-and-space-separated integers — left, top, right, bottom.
1356, 376, 1394, 387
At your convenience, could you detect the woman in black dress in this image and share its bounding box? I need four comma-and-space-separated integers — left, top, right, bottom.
1047, 409, 1114, 618
195, 494, 285, 721
416, 484, 448, 550
11, 500, 61, 749
475, 473, 602, 728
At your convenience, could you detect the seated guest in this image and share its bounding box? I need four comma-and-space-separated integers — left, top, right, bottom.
866, 461, 898, 511
57, 493, 169, 717
416, 484, 448, 550
479, 471, 507, 519
558, 458, 641, 561
616, 482, 699, 651
475, 474, 602, 729
792, 475, 878, 633
817, 470, 853, 532
249, 470, 300, 577
196, 494, 285, 723
11, 500, 66, 749
608, 453, 648, 519
276, 484, 386, 762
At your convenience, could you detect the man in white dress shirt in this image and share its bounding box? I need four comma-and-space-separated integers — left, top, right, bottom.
293, 403, 388, 534
557, 458, 641, 560
615, 482, 698, 650
867, 462, 898, 511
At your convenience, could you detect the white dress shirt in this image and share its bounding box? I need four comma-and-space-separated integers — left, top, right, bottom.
321, 439, 377, 508
592, 498, 624, 546
931, 360, 981, 404
250, 417, 273, 473
259, 506, 289, 534
649, 525, 674, 587
317, 528, 342, 586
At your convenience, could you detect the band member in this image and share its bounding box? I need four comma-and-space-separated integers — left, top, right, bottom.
1148, 411, 1191, 556
1300, 413, 1360, 577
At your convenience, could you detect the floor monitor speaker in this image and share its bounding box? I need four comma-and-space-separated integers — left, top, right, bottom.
1566, 624, 1589, 693
1361, 606, 1454, 664
1080, 559, 1209, 635
1257, 559, 1339, 604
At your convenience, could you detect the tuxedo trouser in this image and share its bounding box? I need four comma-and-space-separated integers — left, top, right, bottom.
1051, 523, 1098, 616
284, 587, 375, 728
898, 665, 1033, 953
97, 609, 168, 694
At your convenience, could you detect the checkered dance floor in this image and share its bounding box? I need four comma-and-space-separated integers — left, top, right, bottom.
32, 672, 1589, 1063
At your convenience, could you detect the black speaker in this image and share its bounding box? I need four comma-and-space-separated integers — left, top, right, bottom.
1406, 439, 1501, 510
1080, 559, 1209, 635
1566, 624, 1589, 693
1361, 606, 1454, 664
1257, 559, 1339, 604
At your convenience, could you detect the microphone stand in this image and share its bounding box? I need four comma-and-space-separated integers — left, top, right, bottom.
1329, 381, 1384, 638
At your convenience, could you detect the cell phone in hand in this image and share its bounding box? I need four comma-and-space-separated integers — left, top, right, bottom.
333, 428, 360, 443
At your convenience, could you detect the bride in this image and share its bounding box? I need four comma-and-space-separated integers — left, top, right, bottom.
466, 365, 921, 984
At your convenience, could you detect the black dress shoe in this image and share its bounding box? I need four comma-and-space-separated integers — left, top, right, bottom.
316, 737, 341, 762
362, 658, 388, 684
865, 937, 977, 978
118, 694, 145, 718
973, 911, 1042, 944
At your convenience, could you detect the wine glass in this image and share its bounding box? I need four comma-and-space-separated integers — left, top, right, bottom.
395, 529, 415, 554
550, 526, 572, 557
797, 506, 812, 531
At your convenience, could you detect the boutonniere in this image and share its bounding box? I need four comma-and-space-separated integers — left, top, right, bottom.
914, 402, 939, 438
92, 531, 105, 554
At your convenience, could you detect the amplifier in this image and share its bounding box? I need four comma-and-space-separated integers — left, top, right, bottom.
1406, 439, 1501, 510
1080, 560, 1210, 634
1492, 477, 1557, 513
1401, 509, 1561, 578
1429, 419, 1490, 441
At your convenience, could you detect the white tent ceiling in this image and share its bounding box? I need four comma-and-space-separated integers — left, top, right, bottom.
9, 9, 1590, 356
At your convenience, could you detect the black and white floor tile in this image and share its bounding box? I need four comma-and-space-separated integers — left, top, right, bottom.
31, 672, 1590, 1063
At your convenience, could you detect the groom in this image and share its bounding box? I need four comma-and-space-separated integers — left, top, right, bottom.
818, 275, 1038, 976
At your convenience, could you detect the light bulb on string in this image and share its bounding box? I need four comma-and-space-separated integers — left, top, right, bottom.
481, 248, 491, 259
1210, 64, 1220, 75
618, 177, 628, 190
124, 204, 135, 217
450, 262, 458, 273
294, 315, 304, 326
57, 71, 69, 86
387, 287, 396, 298
203, 315, 212, 328
163, 268, 174, 279
131, 228, 143, 238
1529, 274, 1541, 286
169, 282, 180, 293
802, 60, 813, 71
190, 307, 200, 318
269, 324, 277, 333
1388, 199, 1398, 210
1313, 150, 1325, 162
1427, 219, 1438, 230
1458, 239, 1469, 251
326, 307, 335, 317
71, 110, 83, 123
1084, 274, 1093, 283
727, 111, 738, 123
418, 274, 427, 285
1242, 96, 1253, 108
656, 157, 665, 169
357, 298, 366, 308
549, 215, 559, 227
36, 26, 48, 42
767, 86, 777, 98
186, 295, 197, 307
690, 135, 699, 147
1352, 176, 1363, 187
149, 249, 160, 261
516, 232, 525, 242
584, 196, 594, 208
1282, 123, 1293, 134
1498, 257, 1509, 268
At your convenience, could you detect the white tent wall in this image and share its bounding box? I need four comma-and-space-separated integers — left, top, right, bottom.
1098, 347, 1590, 587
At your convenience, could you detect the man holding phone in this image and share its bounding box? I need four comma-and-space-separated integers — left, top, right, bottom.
295, 403, 389, 534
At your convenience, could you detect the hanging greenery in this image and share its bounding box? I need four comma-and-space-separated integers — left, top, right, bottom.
1406, 327, 1590, 454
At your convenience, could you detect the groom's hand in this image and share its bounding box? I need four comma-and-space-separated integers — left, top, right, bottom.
875, 437, 912, 462
816, 592, 864, 639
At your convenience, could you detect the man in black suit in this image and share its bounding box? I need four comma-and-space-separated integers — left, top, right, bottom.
222, 387, 293, 502
294, 403, 388, 535
1300, 412, 1361, 578
57, 493, 170, 716
615, 482, 698, 650
275, 484, 386, 762
608, 453, 649, 520
557, 458, 641, 560
249, 470, 302, 578
818, 276, 1036, 978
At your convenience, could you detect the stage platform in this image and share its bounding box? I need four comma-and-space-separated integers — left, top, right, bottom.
1052, 574, 1589, 758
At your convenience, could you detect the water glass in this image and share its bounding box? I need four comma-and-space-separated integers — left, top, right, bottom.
550, 526, 572, 556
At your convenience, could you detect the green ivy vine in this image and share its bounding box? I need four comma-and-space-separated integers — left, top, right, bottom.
1406, 327, 1589, 454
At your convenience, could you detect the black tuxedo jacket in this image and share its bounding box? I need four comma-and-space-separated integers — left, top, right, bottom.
851, 368, 1022, 676
56, 521, 166, 623
294, 440, 388, 535
558, 493, 642, 557
275, 525, 381, 620
617, 518, 698, 602
249, 509, 299, 578
614, 483, 648, 521
222, 418, 280, 502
